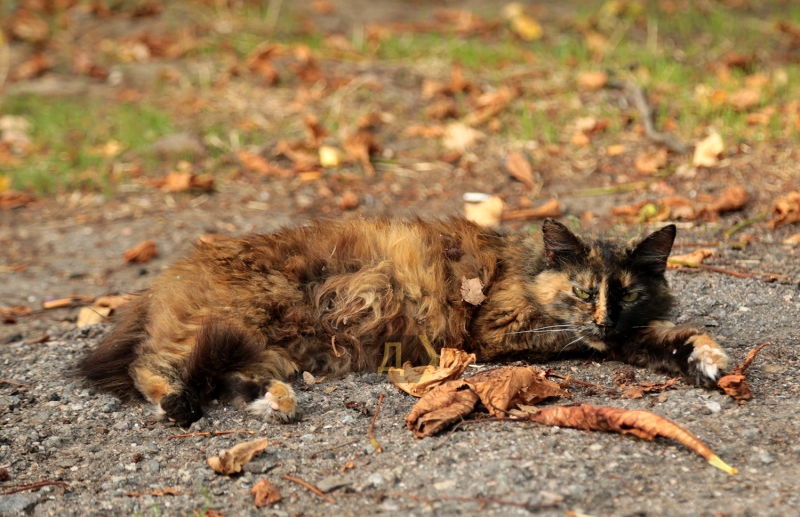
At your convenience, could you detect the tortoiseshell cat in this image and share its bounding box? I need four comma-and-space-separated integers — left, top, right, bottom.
79, 218, 728, 425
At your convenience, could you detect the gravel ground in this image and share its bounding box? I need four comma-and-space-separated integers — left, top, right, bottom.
2, 197, 800, 517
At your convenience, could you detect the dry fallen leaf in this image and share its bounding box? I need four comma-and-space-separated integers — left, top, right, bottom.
728, 88, 761, 111
10, 53, 52, 81
621, 378, 679, 399
94, 295, 133, 310
460, 277, 487, 306
577, 71, 608, 90
717, 342, 770, 401
146, 172, 215, 193
251, 479, 282, 507
692, 132, 724, 168
425, 98, 459, 120
0, 190, 36, 210
501, 199, 562, 221
343, 130, 381, 177
123, 240, 157, 264
504, 151, 536, 190
606, 144, 626, 156
783, 233, 800, 246
318, 145, 346, 168
338, 190, 359, 211
405, 380, 480, 438
76, 306, 112, 328
468, 366, 571, 416
207, 438, 270, 475
238, 150, 292, 178
464, 196, 504, 227
767, 191, 800, 229
442, 123, 485, 151
502, 3, 543, 41
388, 348, 476, 397
698, 186, 749, 219
634, 148, 668, 174
667, 248, 716, 268
529, 404, 737, 474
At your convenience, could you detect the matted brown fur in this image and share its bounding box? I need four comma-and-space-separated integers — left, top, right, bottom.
78, 217, 728, 425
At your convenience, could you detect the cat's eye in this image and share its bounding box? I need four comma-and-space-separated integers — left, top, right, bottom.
573, 287, 591, 300
622, 291, 639, 302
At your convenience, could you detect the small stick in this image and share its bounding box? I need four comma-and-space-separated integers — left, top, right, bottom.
308, 439, 360, 459
0, 480, 69, 495
609, 473, 641, 494
368, 394, 385, 453
283, 473, 336, 504
0, 379, 31, 388
166, 430, 254, 441
25, 334, 50, 345
607, 80, 691, 154
544, 371, 604, 389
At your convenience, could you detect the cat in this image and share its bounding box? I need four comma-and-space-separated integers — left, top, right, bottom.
78, 217, 729, 426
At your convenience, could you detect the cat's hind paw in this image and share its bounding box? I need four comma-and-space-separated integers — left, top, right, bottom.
247, 380, 297, 422
687, 334, 729, 384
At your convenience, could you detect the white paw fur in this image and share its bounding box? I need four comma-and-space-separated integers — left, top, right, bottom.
687, 336, 729, 381
247, 382, 297, 422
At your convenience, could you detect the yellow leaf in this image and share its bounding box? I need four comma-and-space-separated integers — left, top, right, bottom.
0, 175, 10, 193
502, 3, 542, 41
464, 196, 504, 227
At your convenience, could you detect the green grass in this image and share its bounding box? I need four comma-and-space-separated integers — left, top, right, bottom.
0, 95, 174, 194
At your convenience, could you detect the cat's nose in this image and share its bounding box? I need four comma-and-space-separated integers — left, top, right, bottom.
596, 318, 614, 333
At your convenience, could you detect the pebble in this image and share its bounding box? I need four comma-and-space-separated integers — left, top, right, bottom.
704, 401, 722, 414
316, 475, 351, 493
367, 472, 386, 487
757, 451, 774, 464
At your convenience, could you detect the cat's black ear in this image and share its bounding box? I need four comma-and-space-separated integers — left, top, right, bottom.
630, 224, 676, 274
542, 218, 585, 266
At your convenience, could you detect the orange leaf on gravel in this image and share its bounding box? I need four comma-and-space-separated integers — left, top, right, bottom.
442, 123, 485, 151
621, 378, 679, 399
406, 380, 480, 438
468, 366, 571, 416
529, 404, 737, 474
667, 248, 716, 268
251, 479, 282, 507
124, 240, 157, 264
10, 9, 49, 43
698, 186, 748, 219
692, 132, 724, 168
577, 71, 608, 90
502, 199, 561, 221
717, 342, 770, 401
425, 98, 459, 120
404, 125, 445, 138
304, 115, 329, 148
207, 438, 270, 475
388, 348, 476, 397
504, 151, 535, 190
783, 233, 800, 246
338, 190, 359, 211
767, 191, 800, 228
606, 144, 626, 156
634, 148, 668, 174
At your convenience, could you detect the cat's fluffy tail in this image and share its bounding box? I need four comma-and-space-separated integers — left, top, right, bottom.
76, 294, 148, 398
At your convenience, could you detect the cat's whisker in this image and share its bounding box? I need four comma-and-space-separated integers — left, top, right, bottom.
504, 325, 574, 335
559, 335, 586, 353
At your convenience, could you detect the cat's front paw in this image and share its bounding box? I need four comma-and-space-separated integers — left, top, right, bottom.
687, 334, 729, 384
247, 380, 297, 422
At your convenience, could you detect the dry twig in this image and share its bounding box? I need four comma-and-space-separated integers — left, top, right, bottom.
0, 480, 69, 495
0, 379, 31, 388
283, 473, 336, 504
607, 80, 690, 154
369, 393, 385, 453
166, 430, 254, 441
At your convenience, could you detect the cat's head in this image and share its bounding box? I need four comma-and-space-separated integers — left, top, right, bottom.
531, 219, 677, 351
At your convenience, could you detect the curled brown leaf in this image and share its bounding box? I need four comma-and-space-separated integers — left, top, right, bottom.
251, 479, 281, 507
467, 366, 571, 416
388, 348, 476, 397
406, 380, 479, 438
207, 438, 270, 475
717, 342, 770, 401
123, 240, 157, 264
529, 404, 736, 474
767, 191, 800, 229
